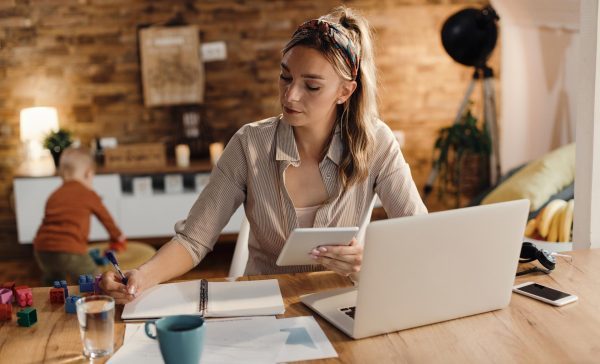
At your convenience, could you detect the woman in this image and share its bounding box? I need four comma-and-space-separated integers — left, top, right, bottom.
101, 7, 427, 303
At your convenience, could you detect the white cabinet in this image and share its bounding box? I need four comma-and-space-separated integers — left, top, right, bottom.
120, 192, 244, 238
14, 175, 121, 243
13, 173, 243, 244
14, 177, 61, 244
90, 175, 122, 240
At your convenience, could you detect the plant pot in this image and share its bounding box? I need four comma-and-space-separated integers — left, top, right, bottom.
50, 150, 62, 167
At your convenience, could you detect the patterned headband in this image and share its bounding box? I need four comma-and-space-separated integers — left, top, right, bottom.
293, 19, 360, 80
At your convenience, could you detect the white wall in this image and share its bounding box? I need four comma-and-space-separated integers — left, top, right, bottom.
491, 0, 580, 172
573, 0, 600, 249
492, 0, 599, 249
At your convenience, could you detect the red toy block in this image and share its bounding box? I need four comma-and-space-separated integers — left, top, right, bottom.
49, 288, 65, 304
15, 286, 33, 307
0, 303, 11, 321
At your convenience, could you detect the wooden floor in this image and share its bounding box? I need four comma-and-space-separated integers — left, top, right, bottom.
0, 240, 234, 287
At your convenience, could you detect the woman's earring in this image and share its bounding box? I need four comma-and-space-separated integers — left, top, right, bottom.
337, 99, 343, 104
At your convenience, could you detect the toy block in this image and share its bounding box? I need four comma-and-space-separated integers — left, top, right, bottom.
15, 286, 33, 307
61, 280, 69, 297
94, 274, 103, 294
89, 248, 109, 266
2, 281, 16, 297
89, 248, 99, 259
0, 288, 13, 304
65, 296, 80, 314
0, 303, 11, 321
78, 274, 94, 293
52, 281, 68, 300
17, 307, 37, 327
49, 288, 65, 304
53, 280, 69, 298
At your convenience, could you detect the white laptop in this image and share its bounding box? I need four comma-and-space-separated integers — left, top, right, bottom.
300, 200, 530, 339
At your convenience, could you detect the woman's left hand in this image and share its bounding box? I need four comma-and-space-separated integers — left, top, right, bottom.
310, 238, 363, 277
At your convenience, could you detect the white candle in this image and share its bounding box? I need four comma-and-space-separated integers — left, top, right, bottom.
175, 144, 190, 168
209, 142, 224, 166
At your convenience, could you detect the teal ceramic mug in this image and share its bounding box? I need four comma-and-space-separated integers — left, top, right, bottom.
145, 315, 205, 364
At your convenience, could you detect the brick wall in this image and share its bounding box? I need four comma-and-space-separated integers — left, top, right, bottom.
0, 0, 493, 258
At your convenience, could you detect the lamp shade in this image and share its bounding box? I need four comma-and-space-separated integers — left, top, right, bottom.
20, 107, 59, 143
441, 6, 499, 68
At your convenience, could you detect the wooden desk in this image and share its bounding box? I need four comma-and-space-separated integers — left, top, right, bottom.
1, 249, 600, 363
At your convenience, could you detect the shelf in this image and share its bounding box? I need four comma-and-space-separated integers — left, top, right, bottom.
121, 189, 200, 198
97, 159, 213, 175
14, 157, 213, 178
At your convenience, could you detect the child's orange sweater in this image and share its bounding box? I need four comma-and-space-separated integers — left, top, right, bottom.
34, 180, 122, 255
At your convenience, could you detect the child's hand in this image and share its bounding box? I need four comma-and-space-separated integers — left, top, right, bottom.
108, 243, 126, 252
108, 236, 127, 252
99, 269, 146, 304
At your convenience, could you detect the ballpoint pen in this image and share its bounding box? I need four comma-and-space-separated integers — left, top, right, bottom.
105, 250, 129, 286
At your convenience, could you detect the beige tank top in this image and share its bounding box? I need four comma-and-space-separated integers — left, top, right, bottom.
295, 205, 321, 228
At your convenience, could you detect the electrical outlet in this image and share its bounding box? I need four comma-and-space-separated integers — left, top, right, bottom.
201, 41, 227, 62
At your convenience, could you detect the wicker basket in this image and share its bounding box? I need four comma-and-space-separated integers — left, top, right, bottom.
456, 152, 490, 198
104, 143, 166, 169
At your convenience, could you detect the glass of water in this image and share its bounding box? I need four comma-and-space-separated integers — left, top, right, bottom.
75, 295, 115, 358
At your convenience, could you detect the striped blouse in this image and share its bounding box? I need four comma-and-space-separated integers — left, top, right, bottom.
173, 115, 428, 275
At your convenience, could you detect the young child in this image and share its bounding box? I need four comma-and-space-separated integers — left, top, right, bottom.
33, 147, 126, 285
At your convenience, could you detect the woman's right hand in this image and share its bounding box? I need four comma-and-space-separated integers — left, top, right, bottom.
99, 269, 148, 304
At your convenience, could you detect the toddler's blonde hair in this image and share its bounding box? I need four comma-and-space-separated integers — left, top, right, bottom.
58, 147, 95, 180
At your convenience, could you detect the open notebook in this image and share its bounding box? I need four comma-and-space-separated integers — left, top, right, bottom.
121, 279, 285, 320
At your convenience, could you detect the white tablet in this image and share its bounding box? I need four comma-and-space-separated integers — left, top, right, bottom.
276, 227, 359, 266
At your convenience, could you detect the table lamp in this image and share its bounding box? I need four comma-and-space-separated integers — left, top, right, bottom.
20, 107, 59, 161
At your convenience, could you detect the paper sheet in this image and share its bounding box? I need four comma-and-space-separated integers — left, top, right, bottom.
109, 316, 288, 364
276, 316, 338, 363
112, 316, 337, 364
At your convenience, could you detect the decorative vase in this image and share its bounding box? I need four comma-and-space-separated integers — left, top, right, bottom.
50, 151, 61, 167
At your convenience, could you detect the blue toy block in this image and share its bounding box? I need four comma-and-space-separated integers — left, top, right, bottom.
17, 307, 37, 327
79, 274, 94, 293
89, 248, 109, 266
65, 296, 80, 314
89, 248, 99, 259
59, 280, 68, 298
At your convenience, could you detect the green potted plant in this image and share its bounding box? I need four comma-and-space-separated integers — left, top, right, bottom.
432, 105, 492, 207
44, 128, 73, 167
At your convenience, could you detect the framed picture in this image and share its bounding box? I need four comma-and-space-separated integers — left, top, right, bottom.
139, 25, 204, 106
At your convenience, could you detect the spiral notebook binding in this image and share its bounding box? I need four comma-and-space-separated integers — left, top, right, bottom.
199, 279, 208, 316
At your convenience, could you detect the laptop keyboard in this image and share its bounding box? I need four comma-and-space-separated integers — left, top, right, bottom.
339, 306, 356, 319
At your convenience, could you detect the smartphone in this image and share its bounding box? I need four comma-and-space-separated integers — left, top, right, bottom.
513, 282, 578, 306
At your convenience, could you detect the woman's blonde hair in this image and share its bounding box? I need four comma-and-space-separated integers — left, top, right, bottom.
283, 6, 378, 191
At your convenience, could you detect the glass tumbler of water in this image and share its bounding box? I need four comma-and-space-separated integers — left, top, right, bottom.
76, 295, 115, 358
